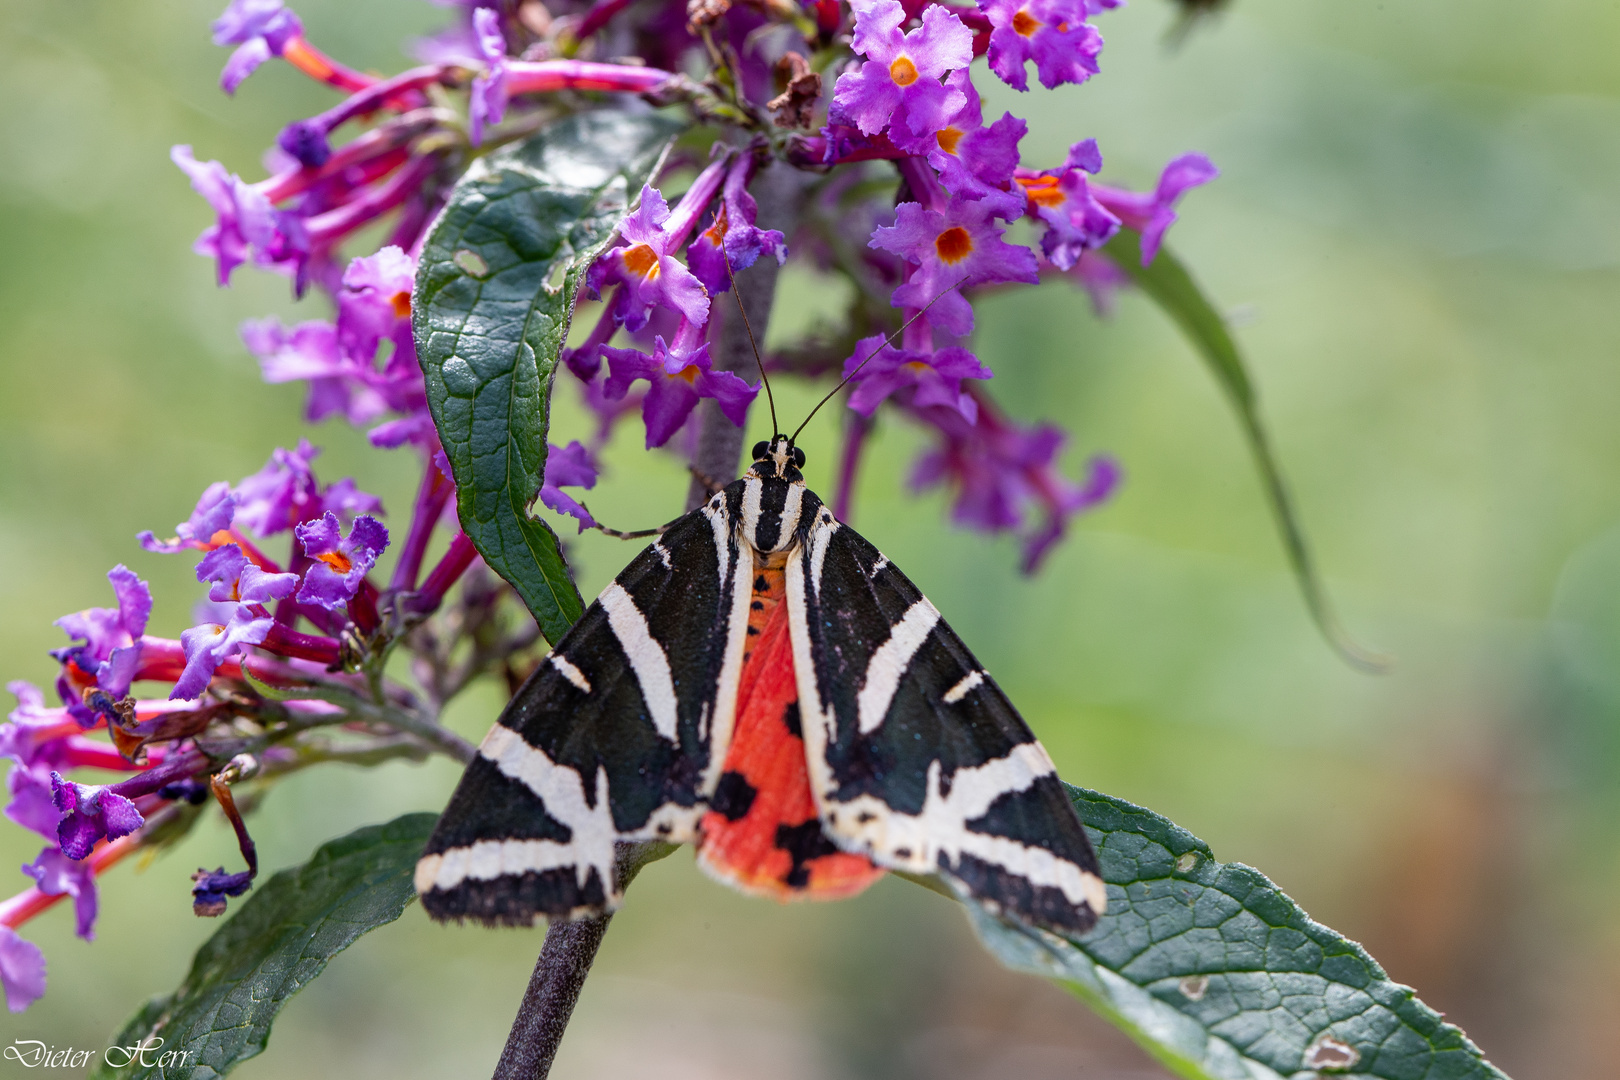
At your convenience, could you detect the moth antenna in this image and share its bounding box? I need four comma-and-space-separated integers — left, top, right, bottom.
788, 277, 967, 446
720, 243, 779, 438
579, 505, 681, 540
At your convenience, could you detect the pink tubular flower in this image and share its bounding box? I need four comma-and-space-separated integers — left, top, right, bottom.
1015, 139, 1121, 269
138, 482, 237, 554
870, 195, 1040, 336
927, 71, 1028, 214
50, 566, 152, 727
594, 182, 717, 333
539, 442, 600, 532
173, 546, 300, 700
212, 0, 304, 94
0, 926, 46, 1013
232, 441, 382, 536
602, 323, 758, 449
467, 8, 509, 145
686, 153, 788, 296
979, 0, 1104, 92
843, 336, 993, 422
1091, 152, 1218, 265
49, 775, 144, 861
295, 513, 389, 611
910, 401, 1120, 571
831, 0, 974, 154
172, 146, 306, 286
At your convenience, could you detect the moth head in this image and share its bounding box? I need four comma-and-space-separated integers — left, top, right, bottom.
748, 436, 805, 482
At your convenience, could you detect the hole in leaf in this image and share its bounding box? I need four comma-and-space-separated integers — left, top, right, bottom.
544, 258, 568, 294
1175, 851, 1199, 873
1303, 1034, 1360, 1072
453, 249, 489, 277
1178, 975, 1209, 1001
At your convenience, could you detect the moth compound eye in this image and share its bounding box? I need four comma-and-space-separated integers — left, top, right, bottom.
791, 447, 806, 468
751, 440, 769, 461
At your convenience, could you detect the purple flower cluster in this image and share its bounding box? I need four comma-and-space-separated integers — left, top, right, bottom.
3, 0, 1226, 1014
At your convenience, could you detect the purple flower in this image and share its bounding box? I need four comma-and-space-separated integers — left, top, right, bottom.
192, 867, 255, 918
212, 0, 304, 94
171, 146, 305, 286
233, 441, 382, 535
2, 684, 72, 779
843, 336, 993, 422
1092, 153, 1218, 265
927, 72, 1027, 214
980, 0, 1104, 92
0, 927, 47, 1013
603, 326, 758, 449
831, 0, 973, 154
172, 545, 299, 700
295, 513, 389, 611
50, 566, 152, 726
686, 154, 788, 296
138, 482, 238, 554
338, 246, 416, 363
1016, 139, 1121, 269
870, 196, 1040, 336
468, 8, 510, 145
595, 185, 714, 333
243, 318, 389, 425
909, 404, 1118, 570
6, 765, 61, 841
22, 848, 98, 940
50, 774, 144, 861
540, 442, 599, 532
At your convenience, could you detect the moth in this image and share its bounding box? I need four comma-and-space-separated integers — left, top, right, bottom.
415, 433, 1107, 935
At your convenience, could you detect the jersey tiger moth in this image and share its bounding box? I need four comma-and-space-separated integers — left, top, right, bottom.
415, 435, 1107, 935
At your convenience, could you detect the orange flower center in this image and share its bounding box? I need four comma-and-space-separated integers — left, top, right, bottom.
935, 226, 973, 263
888, 55, 919, 86
904, 360, 930, 373
672, 364, 700, 384
622, 243, 661, 279
1012, 8, 1039, 35
389, 291, 411, 318
936, 127, 964, 155
317, 551, 354, 574
1016, 175, 1066, 208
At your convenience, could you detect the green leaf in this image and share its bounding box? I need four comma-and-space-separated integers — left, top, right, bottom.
94, 813, 437, 1080
965, 784, 1509, 1080
1101, 230, 1388, 673
414, 110, 685, 644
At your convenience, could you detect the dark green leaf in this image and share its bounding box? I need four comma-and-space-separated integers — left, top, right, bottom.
94, 813, 437, 1080
965, 784, 1508, 1080
1102, 229, 1388, 673
414, 110, 685, 644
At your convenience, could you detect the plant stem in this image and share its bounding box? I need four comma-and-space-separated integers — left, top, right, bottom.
685, 159, 800, 506
493, 169, 795, 1079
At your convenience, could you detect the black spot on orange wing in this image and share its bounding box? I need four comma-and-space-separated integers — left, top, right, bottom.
697, 565, 882, 901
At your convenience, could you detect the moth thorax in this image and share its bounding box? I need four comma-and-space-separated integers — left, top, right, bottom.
740, 475, 806, 555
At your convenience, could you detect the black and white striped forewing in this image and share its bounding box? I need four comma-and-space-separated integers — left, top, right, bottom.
417, 497, 754, 925
785, 511, 1107, 934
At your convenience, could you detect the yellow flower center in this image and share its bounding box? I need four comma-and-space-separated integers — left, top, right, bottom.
936, 127, 964, 155
1016, 175, 1067, 208
673, 365, 700, 384
935, 226, 973, 263
622, 244, 661, 279
889, 55, 920, 87
317, 551, 354, 574
1012, 8, 1040, 35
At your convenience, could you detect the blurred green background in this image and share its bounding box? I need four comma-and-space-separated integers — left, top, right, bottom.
4, 0, 1620, 1076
